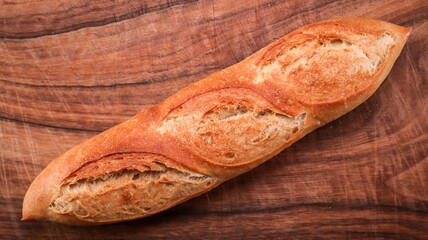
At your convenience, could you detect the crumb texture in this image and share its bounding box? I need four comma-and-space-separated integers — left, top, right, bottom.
256, 31, 396, 104
160, 88, 306, 165
49, 153, 215, 222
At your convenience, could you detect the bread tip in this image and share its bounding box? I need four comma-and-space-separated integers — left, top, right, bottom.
396, 22, 412, 41
21, 213, 32, 222
21, 199, 38, 222
21, 205, 36, 222
404, 26, 412, 40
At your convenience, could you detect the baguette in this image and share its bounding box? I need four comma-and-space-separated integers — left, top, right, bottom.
22, 18, 411, 225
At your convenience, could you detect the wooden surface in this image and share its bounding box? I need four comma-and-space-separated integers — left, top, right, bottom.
1, 0, 427, 239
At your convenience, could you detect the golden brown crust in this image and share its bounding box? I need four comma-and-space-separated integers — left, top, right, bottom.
22, 18, 410, 225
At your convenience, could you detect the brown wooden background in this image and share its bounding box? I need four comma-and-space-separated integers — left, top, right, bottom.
1, 0, 427, 239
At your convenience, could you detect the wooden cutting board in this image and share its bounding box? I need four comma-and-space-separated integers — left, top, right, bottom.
1, 0, 427, 239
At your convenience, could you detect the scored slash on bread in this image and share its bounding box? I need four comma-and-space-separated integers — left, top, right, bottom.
22, 18, 411, 225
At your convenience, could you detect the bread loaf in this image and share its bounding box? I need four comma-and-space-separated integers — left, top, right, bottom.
22, 18, 411, 225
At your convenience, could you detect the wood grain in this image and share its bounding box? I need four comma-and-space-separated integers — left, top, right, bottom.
1, 0, 427, 239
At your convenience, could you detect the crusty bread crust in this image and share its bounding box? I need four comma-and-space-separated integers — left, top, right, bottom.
22, 18, 411, 225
